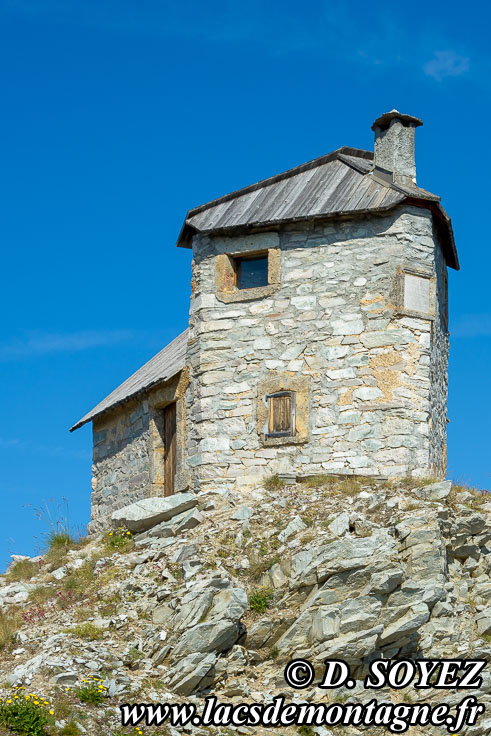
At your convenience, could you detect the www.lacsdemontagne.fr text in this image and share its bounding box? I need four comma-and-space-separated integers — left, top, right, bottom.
120, 694, 486, 733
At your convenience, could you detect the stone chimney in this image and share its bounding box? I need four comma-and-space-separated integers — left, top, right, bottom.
371, 110, 423, 186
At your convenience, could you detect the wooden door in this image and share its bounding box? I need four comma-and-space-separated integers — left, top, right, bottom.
164, 403, 177, 496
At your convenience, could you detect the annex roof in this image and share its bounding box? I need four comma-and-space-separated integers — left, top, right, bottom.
177, 146, 459, 270
70, 329, 188, 431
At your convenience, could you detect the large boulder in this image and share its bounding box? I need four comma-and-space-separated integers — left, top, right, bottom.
166, 652, 217, 695
111, 493, 197, 533
164, 575, 248, 662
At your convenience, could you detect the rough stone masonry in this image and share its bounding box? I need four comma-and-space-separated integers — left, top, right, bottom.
71, 110, 459, 528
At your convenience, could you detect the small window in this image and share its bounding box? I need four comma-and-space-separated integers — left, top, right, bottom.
267, 391, 295, 437
403, 273, 431, 313
235, 254, 268, 290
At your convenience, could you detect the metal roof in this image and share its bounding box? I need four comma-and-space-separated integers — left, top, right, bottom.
177, 146, 459, 270
70, 329, 188, 431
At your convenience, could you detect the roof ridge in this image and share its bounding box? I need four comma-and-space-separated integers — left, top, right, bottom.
186, 147, 373, 218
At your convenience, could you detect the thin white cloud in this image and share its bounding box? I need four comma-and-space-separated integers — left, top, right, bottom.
0, 329, 134, 361
451, 313, 491, 338
423, 51, 470, 81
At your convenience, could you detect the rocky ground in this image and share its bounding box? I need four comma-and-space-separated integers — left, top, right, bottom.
0, 476, 490, 736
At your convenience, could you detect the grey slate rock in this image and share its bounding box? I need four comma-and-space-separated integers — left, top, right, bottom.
112, 493, 197, 533
166, 652, 217, 696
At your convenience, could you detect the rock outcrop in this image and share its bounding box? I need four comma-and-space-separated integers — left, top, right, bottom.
1, 477, 490, 735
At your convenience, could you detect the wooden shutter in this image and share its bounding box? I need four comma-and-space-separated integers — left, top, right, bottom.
268, 393, 293, 435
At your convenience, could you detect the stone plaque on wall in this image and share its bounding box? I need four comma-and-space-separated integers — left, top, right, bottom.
404, 273, 430, 313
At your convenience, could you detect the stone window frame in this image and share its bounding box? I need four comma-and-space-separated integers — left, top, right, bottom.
257, 373, 309, 447
393, 266, 436, 320
216, 247, 280, 303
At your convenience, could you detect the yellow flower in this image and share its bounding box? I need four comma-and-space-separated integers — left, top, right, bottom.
14, 695, 19, 699
126, 531, 131, 535
49, 709, 54, 715
6, 699, 12, 704
109, 532, 113, 536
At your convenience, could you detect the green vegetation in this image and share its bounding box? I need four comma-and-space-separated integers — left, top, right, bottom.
249, 588, 274, 613
74, 678, 107, 705
127, 647, 145, 663
58, 723, 81, 736
297, 726, 315, 736
104, 526, 133, 553
0, 692, 55, 736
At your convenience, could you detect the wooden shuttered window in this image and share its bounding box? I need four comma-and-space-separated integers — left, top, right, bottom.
267, 391, 295, 437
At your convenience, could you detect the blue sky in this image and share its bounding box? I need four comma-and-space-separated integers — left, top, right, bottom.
1, 0, 489, 569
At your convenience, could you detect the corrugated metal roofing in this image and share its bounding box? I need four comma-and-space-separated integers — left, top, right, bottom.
177, 146, 458, 270
70, 329, 188, 431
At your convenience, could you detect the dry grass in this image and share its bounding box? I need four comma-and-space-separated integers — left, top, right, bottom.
300, 474, 362, 497
0, 609, 21, 651
28, 585, 57, 605
6, 559, 39, 582
43, 532, 90, 570
263, 474, 284, 492
448, 482, 489, 511
65, 622, 104, 641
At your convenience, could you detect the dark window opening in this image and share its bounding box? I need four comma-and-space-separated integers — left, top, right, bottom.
235, 254, 268, 290
267, 391, 295, 437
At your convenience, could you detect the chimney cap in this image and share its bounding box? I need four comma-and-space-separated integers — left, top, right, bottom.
371, 109, 423, 132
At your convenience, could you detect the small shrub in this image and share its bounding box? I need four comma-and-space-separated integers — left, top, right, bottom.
0, 692, 55, 736
127, 647, 144, 663
66, 623, 104, 641
270, 646, 279, 659
264, 474, 283, 492
249, 588, 274, 614
74, 676, 108, 705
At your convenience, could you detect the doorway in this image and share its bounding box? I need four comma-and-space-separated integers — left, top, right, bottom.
163, 402, 177, 496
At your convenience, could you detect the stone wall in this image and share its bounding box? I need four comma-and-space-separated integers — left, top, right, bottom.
184, 205, 449, 492
89, 371, 189, 532
90, 398, 151, 532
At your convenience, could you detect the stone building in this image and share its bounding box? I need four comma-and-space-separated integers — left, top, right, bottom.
71, 110, 459, 531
